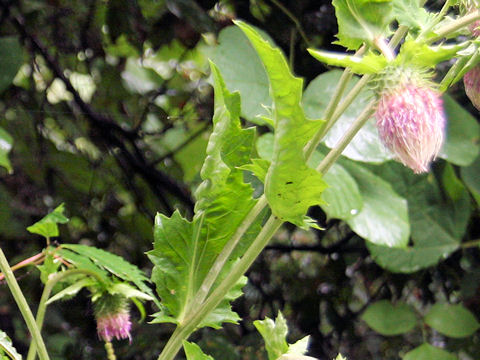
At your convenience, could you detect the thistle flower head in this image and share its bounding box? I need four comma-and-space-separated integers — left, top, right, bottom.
94, 294, 132, 342
374, 67, 446, 173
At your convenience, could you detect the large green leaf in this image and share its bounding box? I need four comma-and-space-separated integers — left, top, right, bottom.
0, 330, 21, 360
461, 153, 480, 204
0, 37, 23, 93
27, 203, 69, 239
303, 70, 393, 163
439, 94, 480, 167
236, 21, 327, 228
211, 26, 272, 124
341, 161, 410, 248
403, 344, 457, 360
0, 127, 13, 173
148, 62, 259, 328
367, 162, 470, 273
332, 0, 394, 50
424, 303, 480, 338
361, 300, 417, 336
254, 312, 310, 360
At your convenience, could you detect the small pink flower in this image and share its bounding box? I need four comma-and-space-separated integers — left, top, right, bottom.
375, 77, 446, 173
94, 294, 132, 342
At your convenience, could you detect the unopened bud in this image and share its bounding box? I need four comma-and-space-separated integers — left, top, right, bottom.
375, 68, 446, 173
94, 294, 132, 342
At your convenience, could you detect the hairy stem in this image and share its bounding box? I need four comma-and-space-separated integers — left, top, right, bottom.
429, 10, 480, 43
105, 342, 117, 360
0, 248, 50, 360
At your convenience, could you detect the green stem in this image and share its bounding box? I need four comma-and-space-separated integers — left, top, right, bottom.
0, 248, 50, 360
461, 238, 480, 248
374, 37, 395, 61
188, 196, 268, 309
105, 341, 117, 360
317, 100, 376, 174
157, 216, 283, 360
428, 10, 480, 43
27, 269, 105, 360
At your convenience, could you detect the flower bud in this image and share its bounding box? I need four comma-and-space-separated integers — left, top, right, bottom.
464, 66, 480, 110
94, 294, 132, 342
374, 68, 446, 173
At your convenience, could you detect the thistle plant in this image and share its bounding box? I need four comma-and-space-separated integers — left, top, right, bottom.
0, 1, 479, 360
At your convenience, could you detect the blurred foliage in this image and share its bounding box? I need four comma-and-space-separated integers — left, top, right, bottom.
0, 1, 478, 360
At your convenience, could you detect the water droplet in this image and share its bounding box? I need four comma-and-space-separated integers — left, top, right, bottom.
350, 209, 358, 215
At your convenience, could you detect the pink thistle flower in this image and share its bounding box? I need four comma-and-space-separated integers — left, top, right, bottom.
375, 71, 446, 173
94, 294, 132, 342
464, 66, 480, 111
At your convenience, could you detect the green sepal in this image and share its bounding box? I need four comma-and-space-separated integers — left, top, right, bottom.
307, 49, 388, 74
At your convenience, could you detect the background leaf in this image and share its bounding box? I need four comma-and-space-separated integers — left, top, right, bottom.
392, 0, 434, 31
341, 161, 410, 248
303, 70, 393, 163
367, 162, 470, 273
0, 127, 13, 173
0, 37, 23, 93
403, 343, 457, 360
361, 300, 417, 336
424, 303, 480, 338
211, 26, 272, 124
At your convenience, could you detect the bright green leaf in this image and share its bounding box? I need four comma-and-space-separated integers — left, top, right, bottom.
442, 163, 465, 201
148, 62, 259, 328
211, 26, 273, 124
236, 21, 327, 228
183, 341, 214, 360
27, 203, 69, 239
0, 37, 23, 93
239, 158, 270, 183
361, 300, 417, 336
332, 0, 394, 50
367, 162, 470, 273
303, 70, 393, 163
424, 303, 480, 338
307, 49, 387, 74
341, 161, 410, 248
439, 94, 480, 166
255, 312, 309, 360
0, 330, 21, 360
403, 343, 457, 360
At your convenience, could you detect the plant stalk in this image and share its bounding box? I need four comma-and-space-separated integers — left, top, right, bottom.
429, 10, 480, 43
27, 268, 105, 360
0, 248, 50, 360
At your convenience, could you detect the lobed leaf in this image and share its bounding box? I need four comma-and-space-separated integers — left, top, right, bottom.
255, 312, 310, 360
183, 341, 215, 360
392, 0, 435, 31
236, 20, 327, 228
148, 62, 259, 328
27, 203, 69, 239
